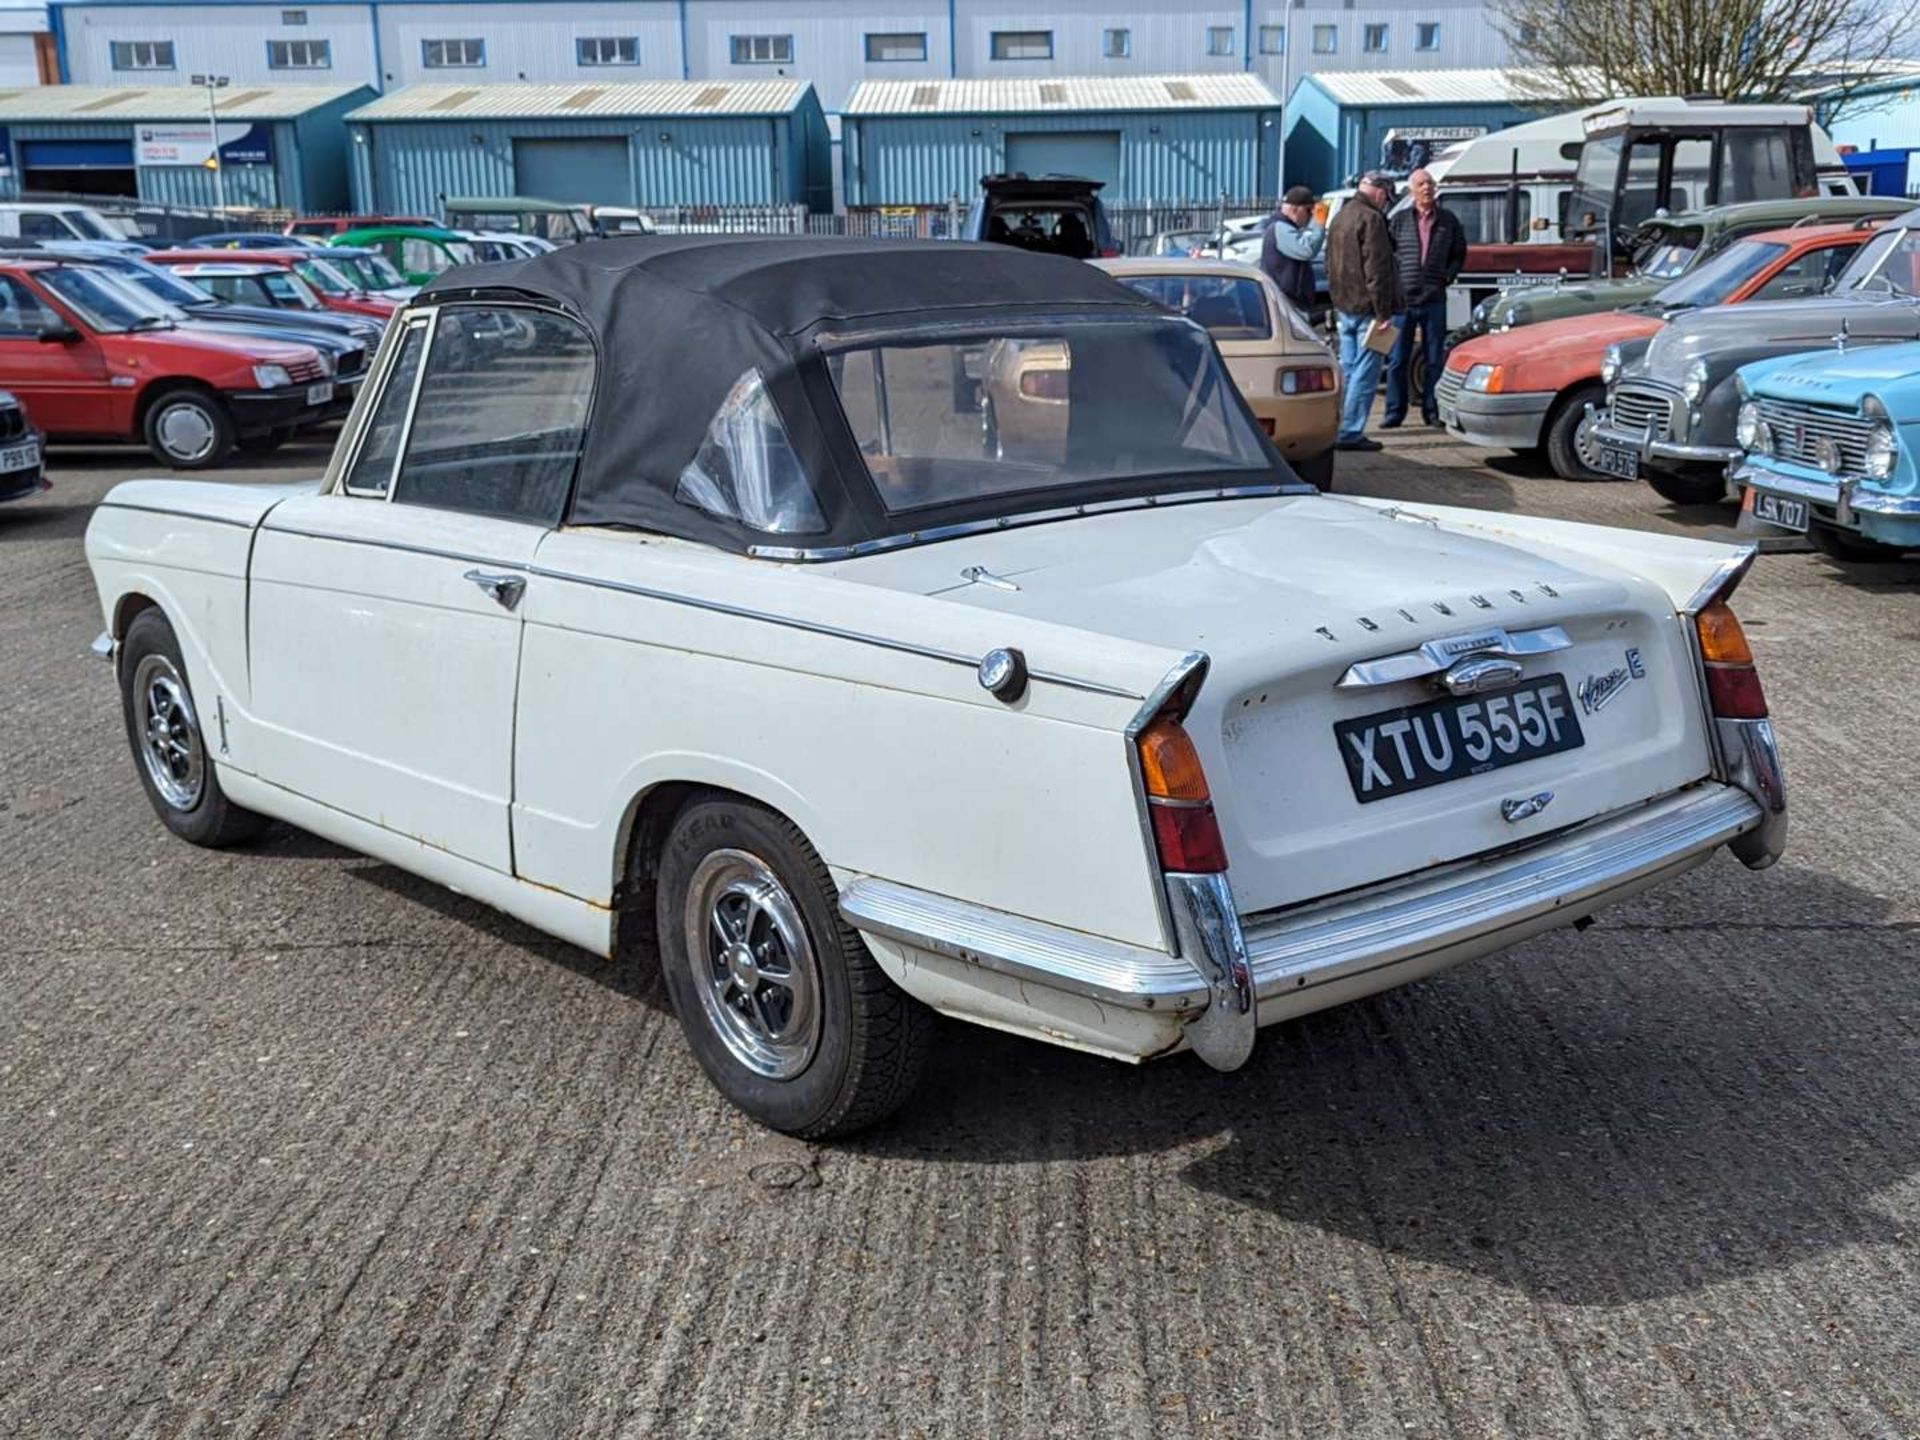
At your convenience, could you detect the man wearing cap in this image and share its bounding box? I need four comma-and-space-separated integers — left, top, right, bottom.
1259, 185, 1324, 314
1383, 167, 1468, 428
1325, 171, 1405, 452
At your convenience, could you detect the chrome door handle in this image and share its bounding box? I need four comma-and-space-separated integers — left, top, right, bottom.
463, 569, 526, 611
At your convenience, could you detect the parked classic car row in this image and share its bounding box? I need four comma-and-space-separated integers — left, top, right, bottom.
85, 234, 1788, 1136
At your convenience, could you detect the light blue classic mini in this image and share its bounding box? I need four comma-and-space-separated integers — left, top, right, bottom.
1731, 339, 1920, 560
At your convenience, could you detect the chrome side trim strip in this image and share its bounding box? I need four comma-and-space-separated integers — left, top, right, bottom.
260, 523, 529, 574
525, 563, 1142, 700
745, 484, 1305, 563
837, 877, 1209, 1010
1241, 784, 1759, 1002
97, 502, 256, 530
1681, 543, 1757, 615
1336, 624, 1572, 690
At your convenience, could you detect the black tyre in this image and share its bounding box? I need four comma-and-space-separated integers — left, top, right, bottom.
1809, 522, 1910, 562
119, 609, 267, 848
1645, 466, 1730, 506
142, 387, 236, 470
236, 424, 296, 457
1293, 448, 1335, 490
655, 798, 932, 1138
1544, 383, 1611, 481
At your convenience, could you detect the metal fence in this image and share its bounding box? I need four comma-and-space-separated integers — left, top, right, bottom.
632, 198, 1281, 251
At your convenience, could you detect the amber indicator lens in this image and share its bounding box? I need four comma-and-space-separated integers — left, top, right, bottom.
1137, 717, 1210, 801
1695, 600, 1753, 665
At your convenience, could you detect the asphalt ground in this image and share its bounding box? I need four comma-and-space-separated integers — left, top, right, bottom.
3, 426, 1918, 1439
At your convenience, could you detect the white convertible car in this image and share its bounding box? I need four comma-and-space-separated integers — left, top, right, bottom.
85, 237, 1787, 1136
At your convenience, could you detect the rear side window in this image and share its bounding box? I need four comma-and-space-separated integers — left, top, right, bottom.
0, 275, 55, 336
1117, 274, 1272, 339
676, 369, 826, 534
391, 307, 596, 524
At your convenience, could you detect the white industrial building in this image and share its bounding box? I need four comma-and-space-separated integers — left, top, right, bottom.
46, 0, 1520, 107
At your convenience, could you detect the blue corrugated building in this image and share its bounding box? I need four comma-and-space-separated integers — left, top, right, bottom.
841, 74, 1282, 207
345, 80, 831, 213
1283, 68, 1560, 192
0, 82, 371, 207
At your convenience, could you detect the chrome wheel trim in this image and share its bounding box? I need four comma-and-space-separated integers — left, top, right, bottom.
131, 653, 205, 812
1572, 408, 1608, 475
682, 848, 822, 1080
154, 401, 218, 463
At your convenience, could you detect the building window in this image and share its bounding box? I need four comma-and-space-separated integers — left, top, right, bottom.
1206, 25, 1235, 55
576, 36, 639, 66
864, 32, 927, 62
1258, 25, 1285, 52
990, 30, 1053, 60
422, 37, 485, 67
1312, 24, 1337, 51
1363, 23, 1387, 51
1103, 27, 1131, 57
109, 39, 175, 70
730, 34, 794, 64
1416, 21, 1440, 49
281, 8, 307, 22
268, 37, 331, 68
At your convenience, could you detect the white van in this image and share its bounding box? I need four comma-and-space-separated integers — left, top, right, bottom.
0, 203, 146, 254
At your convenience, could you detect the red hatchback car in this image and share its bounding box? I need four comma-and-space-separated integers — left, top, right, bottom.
148, 248, 402, 320
0, 259, 334, 468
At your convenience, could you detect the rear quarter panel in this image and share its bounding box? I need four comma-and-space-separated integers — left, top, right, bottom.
512, 531, 1179, 948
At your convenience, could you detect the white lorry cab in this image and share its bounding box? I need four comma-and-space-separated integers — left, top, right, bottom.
0, 202, 146, 253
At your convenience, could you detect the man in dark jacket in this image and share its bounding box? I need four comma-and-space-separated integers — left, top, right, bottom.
1258, 184, 1324, 313
1325, 172, 1405, 451
1383, 168, 1468, 427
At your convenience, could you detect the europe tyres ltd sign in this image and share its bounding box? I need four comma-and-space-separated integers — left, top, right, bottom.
136, 123, 274, 168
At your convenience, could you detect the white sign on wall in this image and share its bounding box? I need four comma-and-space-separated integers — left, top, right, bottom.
136, 123, 244, 167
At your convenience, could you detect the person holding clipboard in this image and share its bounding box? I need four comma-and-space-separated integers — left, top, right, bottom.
1325, 171, 1405, 453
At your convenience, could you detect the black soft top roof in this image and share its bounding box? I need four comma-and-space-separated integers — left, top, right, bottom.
419, 235, 1246, 554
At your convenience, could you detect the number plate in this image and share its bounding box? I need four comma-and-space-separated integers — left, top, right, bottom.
1334, 675, 1586, 804
1752, 491, 1810, 532
1591, 438, 1639, 479
306, 381, 335, 406
0, 440, 39, 472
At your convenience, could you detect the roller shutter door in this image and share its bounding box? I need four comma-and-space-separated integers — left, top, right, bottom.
1003, 133, 1121, 190
511, 137, 633, 206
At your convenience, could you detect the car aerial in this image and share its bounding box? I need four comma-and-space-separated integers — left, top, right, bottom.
331, 226, 477, 286
0, 257, 333, 468
966, 173, 1120, 259
0, 387, 47, 506
1096, 256, 1339, 486
1464, 197, 1911, 339
284, 214, 435, 240
83, 236, 1787, 1137
1440, 222, 1878, 480
31, 249, 379, 429
147, 248, 404, 319
1591, 207, 1920, 505
1730, 337, 1920, 559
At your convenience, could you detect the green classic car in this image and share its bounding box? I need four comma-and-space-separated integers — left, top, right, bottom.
330, 225, 477, 286
1466, 195, 1912, 338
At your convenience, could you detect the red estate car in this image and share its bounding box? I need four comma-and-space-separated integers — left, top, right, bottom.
0, 259, 334, 469
148, 248, 402, 320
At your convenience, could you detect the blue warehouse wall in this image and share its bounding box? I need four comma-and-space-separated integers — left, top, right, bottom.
351, 111, 825, 214
843, 107, 1280, 206
1284, 78, 1539, 191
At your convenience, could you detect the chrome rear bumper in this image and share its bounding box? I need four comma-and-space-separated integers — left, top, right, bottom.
840, 781, 1768, 1070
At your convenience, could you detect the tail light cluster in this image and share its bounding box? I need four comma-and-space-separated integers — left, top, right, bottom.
1695, 600, 1768, 719
1279, 367, 1337, 396
1136, 717, 1229, 873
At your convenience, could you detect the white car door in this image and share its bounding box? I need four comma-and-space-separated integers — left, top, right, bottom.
246, 305, 597, 874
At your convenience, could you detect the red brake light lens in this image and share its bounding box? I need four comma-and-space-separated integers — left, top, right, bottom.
1019, 369, 1069, 400
1150, 803, 1230, 873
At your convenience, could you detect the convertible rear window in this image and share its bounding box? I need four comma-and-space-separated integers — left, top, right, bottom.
825, 318, 1270, 515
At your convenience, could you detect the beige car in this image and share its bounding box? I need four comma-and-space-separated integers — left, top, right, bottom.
1097, 257, 1340, 486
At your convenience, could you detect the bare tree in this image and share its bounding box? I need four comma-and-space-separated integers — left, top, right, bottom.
1494, 0, 1920, 120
